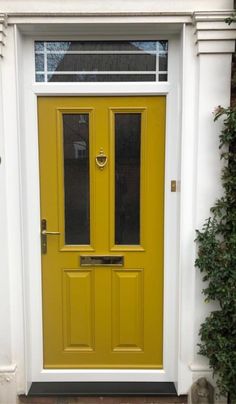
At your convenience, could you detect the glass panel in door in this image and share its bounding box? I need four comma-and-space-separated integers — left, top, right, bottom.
63, 113, 90, 245
115, 113, 141, 245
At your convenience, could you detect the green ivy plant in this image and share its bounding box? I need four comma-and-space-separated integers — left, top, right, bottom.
225, 12, 236, 25
195, 106, 236, 404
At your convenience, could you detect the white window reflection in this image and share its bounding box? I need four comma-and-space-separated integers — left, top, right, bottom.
73, 141, 87, 159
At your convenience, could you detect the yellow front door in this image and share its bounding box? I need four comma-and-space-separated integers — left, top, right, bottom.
38, 96, 165, 369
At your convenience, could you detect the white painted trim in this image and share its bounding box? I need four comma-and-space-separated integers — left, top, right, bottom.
7, 12, 194, 17
17, 32, 180, 385
37, 370, 168, 383
0, 25, 29, 397
13, 25, 29, 395
193, 10, 236, 23
176, 23, 197, 395
8, 15, 192, 26
188, 364, 210, 372
0, 365, 17, 374
0, 35, 12, 389
33, 82, 171, 95
0, 365, 18, 404
193, 11, 236, 55
197, 40, 235, 54
1, 9, 233, 29
0, 15, 6, 57
196, 30, 236, 40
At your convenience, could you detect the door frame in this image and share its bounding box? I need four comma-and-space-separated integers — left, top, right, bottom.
15, 28, 181, 390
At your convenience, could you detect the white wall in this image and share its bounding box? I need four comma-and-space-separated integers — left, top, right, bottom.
0, 48, 12, 371
0, 0, 233, 13
191, 54, 232, 387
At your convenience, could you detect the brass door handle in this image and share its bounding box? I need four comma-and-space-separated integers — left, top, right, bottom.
41, 230, 60, 235
41, 219, 60, 254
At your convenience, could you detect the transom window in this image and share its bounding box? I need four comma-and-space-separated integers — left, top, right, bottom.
35, 41, 168, 82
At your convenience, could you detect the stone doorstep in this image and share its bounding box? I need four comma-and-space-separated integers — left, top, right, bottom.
18, 395, 188, 404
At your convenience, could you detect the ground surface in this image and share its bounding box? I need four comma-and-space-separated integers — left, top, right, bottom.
18, 395, 188, 404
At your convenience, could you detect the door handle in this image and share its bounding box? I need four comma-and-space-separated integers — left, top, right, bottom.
41, 219, 60, 254
41, 230, 60, 235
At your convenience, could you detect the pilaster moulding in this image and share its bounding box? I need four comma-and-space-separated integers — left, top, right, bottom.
0, 364, 17, 385
193, 11, 236, 55
4, 11, 193, 27
188, 364, 210, 373
0, 14, 7, 58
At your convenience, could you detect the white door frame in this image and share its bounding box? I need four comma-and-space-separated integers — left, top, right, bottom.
11, 23, 183, 391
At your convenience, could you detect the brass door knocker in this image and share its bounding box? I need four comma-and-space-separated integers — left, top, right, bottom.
96, 148, 108, 169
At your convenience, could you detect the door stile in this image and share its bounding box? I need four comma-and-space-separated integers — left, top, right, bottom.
93, 102, 110, 253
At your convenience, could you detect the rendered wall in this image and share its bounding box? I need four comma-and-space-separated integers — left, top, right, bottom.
0, 0, 233, 13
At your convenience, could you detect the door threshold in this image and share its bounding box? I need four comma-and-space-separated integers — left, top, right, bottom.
28, 382, 177, 396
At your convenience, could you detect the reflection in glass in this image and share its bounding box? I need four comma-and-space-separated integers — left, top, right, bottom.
159, 40, 168, 52
48, 74, 156, 82
47, 54, 156, 72
159, 54, 168, 71
115, 114, 141, 245
159, 74, 168, 81
63, 114, 90, 245
42, 40, 159, 52
47, 53, 67, 72
35, 54, 44, 71
36, 74, 44, 82
35, 41, 44, 51
34, 40, 168, 82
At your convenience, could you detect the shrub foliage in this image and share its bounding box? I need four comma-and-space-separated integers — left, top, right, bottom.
195, 107, 236, 402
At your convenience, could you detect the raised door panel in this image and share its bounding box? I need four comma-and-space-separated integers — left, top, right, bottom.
112, 270, 144, 352
62, 270, 95, 351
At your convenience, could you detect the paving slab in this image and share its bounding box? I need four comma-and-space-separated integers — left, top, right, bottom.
18, 395, 188, 404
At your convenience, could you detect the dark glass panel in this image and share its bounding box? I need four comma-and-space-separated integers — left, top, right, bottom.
35, 40, 169, 82
159, 40, 168, 52
159, 73, 168, 81
47, 53, 156, 72
46, 41, 71, 51
36, 74, 45, 82
159, 54, 168, 72
44, 40, 158, 52
35, 41, 44, 51
48, 74, 156, 82
63, 114, 90, 245
35, 54, 44, 71
115, 114, 141, 245
131, 41, 157, 52
47, 53, 66, 72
